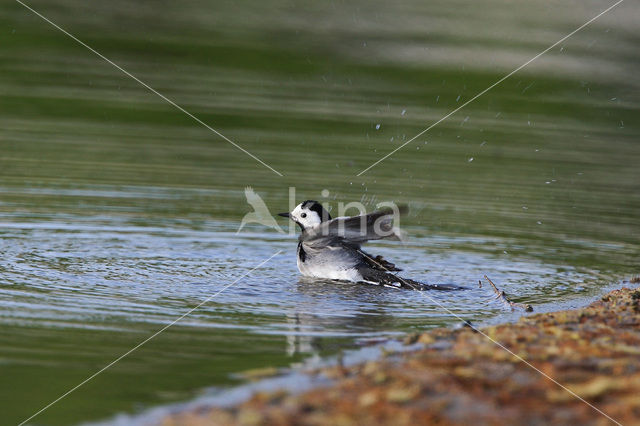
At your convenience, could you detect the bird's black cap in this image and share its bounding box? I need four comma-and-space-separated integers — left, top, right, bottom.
301, 200, 332, 222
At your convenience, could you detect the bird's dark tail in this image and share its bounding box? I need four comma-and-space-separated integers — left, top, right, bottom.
358, 269, 464, 291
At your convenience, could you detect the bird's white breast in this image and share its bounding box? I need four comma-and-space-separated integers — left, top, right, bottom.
297, 245, 363, 282
297, 257, 363, 281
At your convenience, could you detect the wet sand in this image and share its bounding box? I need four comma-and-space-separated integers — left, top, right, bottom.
162, 283, 640, 426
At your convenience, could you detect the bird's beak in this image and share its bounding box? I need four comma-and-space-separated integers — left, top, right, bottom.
277, 212, 291, 218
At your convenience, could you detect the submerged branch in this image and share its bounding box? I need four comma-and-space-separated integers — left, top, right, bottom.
484, 275, 533, 312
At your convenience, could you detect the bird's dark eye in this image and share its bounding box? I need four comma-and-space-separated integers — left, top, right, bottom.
301, 213, 307, 218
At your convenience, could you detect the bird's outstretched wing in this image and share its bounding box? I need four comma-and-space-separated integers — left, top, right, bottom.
302, 206, 406, 247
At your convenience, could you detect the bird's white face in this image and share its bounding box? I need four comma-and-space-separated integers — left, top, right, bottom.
278, 200, 331, 230
289, 203, 322, 229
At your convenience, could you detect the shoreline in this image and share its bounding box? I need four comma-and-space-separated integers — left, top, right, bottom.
160, 284, 640, 425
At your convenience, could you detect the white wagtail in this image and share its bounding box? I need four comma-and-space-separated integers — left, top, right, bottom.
279, 200, 459, 290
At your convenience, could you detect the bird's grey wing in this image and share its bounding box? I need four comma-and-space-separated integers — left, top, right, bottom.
304, 207, 405, 246
299, 237, 363, 267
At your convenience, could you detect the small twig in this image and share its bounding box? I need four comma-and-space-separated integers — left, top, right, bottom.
484, 275, 533, 312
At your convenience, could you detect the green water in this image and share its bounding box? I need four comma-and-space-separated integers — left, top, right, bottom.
1, 0, 639, 424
